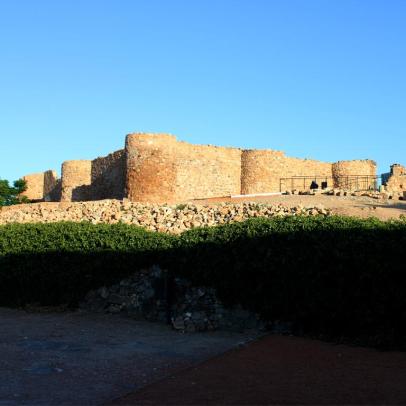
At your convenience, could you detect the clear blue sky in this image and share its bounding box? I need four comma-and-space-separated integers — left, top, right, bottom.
1, 0, 405, 181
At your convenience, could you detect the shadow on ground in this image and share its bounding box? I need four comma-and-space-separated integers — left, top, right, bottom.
113, 335, 406, 405
0, 308, 258, 405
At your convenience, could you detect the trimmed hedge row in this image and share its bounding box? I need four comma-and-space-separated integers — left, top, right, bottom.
0, 222, 175, 305
1, 216, 406, 348
178, 216, 406, 348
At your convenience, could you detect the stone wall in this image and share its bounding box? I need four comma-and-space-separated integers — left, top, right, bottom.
23, 170, 59, 201
385, 164, 406, 193
173, 141, 241, 201
59, 151, 126, 202
19, 132, 380, 202
60, 160, 92, 202
90, 149, 126, 200
22, 173, 46, 201
332, 160, 377, 190
126, 133, 242, 203
241, 150, 333, 194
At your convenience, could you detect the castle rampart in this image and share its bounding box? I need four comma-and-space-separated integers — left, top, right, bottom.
61, 160, 92, 202
332, 160, 377, 190
241, 150, 333, 194
91, 149, 126, 200
126, 134, 178, 203
20, 132, 382, 203
22, 170, 58, 202
384, 164, 406, 193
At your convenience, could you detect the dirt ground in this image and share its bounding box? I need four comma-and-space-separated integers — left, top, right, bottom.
0, 308, 259, 405
114, 335, 406, 405
195, 194, 406, 221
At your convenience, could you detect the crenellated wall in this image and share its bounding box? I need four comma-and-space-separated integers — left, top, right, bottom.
20, 132, 381, 203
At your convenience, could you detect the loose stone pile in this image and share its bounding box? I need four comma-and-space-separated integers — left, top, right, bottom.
327, 189, 404, 200
81, 265, 263, 333
287, 189, 404, 200
0, 200, 331, 233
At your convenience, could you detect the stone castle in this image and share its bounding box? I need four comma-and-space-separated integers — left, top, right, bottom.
20, 132, 402, 203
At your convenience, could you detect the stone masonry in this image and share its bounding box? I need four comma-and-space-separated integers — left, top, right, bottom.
0, 200, 331, 233
22, 170, 58, 202
384, 164, 406, 194
20, 132, 381, 203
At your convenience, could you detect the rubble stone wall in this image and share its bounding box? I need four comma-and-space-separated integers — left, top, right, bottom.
385, 164, 406, 193
19, 132, 380, 202
126, 133, 242, 203
90, 149, 126, 200
22, 173, 46, 201
332, 160, 377, 189
241, 150, 333, 194
22, 170, 59, 201
60, 160, 92, 202
43, 170, 59, 201
173, 141, 241, 201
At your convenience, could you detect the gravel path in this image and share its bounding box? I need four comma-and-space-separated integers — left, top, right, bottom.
0, 308, 259, 405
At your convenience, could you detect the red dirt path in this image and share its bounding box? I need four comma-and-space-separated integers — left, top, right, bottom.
113, 335, 406, 405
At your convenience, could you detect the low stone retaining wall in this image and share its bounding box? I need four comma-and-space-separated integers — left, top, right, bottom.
80, 265, 264, 333
0, 200, 330, 233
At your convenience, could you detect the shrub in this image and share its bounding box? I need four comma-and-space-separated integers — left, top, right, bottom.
0, 222, 175, 305
1, 216, 406, 348
176, 216, 406, 348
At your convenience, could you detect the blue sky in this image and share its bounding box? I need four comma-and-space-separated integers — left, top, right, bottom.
0, 0, 405, 181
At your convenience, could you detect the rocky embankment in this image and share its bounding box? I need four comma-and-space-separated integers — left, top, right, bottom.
0, 199, 330, 233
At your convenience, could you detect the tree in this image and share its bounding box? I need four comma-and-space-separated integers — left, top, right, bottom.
0, 178, 29, 206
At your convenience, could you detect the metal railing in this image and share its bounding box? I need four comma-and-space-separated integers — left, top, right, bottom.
279, 175, 379, 192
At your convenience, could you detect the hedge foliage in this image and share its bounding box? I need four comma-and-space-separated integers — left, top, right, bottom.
0, 222, 175, 305
1, 216, 406, 348
177, 216, 406, 348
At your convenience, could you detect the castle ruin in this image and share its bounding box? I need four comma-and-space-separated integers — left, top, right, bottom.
21, 133, 380, 203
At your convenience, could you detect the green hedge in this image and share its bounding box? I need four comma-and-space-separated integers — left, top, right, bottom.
177, 216, 406, 348
0, 222, 175, 305
1, 216, 406, 348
